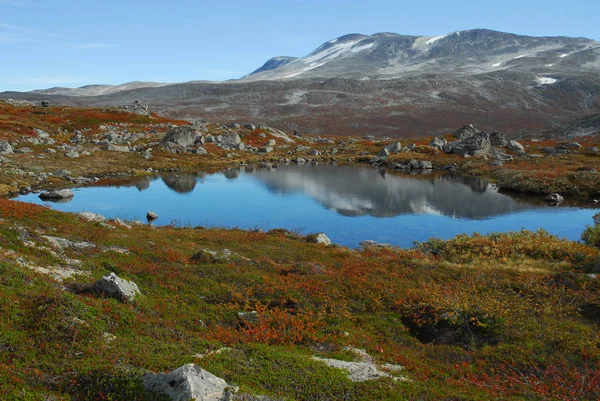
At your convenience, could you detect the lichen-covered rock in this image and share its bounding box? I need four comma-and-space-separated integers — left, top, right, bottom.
0, 140, 14, 155
142, 364, 233, 401
307, 233, 331, 245
77, 211, 106, 222
91, 272, 140, 302
161, 126, 199, 149
39, 189, 74, 200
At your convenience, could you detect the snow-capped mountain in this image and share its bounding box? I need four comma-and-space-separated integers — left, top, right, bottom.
244, 29, 599, 81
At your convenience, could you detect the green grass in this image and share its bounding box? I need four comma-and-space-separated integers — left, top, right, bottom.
1, 198, 600, 400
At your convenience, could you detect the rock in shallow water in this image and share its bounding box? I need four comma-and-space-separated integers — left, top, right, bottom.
39, 189, 74, 200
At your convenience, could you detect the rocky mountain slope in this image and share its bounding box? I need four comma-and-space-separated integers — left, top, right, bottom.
1, 29, 599, 137
245, 29, 600, 81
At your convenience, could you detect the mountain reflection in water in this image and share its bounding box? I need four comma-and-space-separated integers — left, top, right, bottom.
244, 164, 535, 219
16, 164, 598, 248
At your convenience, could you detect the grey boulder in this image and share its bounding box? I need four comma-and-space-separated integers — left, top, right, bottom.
220, 132, 242, 149
490, 131, 508, 147
429, 137, 446, 150
142, 364, 233, 401
449, 132, 491, 157
91, 272, 140, 302
39, 189, 74, 200
506, 140, 525, 155
0, 140, 13, 155
544, 193, 564, 204
161, 126, 199, 149
453, 124, 482, 140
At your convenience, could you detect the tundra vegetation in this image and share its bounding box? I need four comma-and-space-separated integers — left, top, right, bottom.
1, 102, 600, 400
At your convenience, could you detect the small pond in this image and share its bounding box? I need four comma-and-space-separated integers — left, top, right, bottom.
16, 164, 600, 248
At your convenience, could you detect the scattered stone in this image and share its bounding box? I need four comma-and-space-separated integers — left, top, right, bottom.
190, 248, 235, 263
489, 131, 508, 147
16, 147, 33, 154
385, 142, 402, 153
220, 132, 242, 149
377, 147, 390, 158
147, 211, 159, 221
245, 124, 256, 130
544, 193, 564, 204
103, 143, 130, 152
266, 139, 276, 146
506, 140, 525, 155
77, 211, 106, 222
142, 364, 234, 401
42, 236, 96, 251
192, 147, 208, 155
258, 147, 273, 154
429, 136, 448, 150
39, 189, 74, 200
309, 149, 320, 156
107, 218, 132, 229
91, 272, 140, 302
65, 150, 80, 158
489, 147, 513, 161
41, 100, 51, 107
0, 140, 13, 154
311, 354, 405, 382
45, 148, 57, 154
359, 240, 391, 249
161, 126, 199, 149
307, 233, 331, 245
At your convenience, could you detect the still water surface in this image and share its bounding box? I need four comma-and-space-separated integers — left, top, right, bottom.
16, 164, 600, 248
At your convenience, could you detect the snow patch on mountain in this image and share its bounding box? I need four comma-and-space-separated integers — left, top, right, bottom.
537, 77, 558, 85
303, 39, 363, 64
351, 43, 375, 53
426, 35, 446, 45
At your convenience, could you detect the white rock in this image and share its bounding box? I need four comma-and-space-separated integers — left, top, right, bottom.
78, 211, 106, 222
91, 272, 140, 302
142, 364, 233, 401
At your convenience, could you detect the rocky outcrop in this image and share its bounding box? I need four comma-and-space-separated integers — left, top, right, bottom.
142, 364, 233, 401
453, 124, 482, 140
91, 272, 140, 302
448, 131, 491, 157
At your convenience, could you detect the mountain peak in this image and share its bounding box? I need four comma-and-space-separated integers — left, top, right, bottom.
243, 29, 599, 81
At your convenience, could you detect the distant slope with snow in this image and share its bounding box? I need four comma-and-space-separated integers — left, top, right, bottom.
243, 29, 600, 81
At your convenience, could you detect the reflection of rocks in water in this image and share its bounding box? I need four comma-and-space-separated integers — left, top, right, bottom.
250, 165, 538, 219
162, 174, 197, 194
223, 168, 242, 180
443, 174, 488, 193
135, 177, 152, 191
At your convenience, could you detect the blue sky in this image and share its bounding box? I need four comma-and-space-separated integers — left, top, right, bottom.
1, 0, 599, 91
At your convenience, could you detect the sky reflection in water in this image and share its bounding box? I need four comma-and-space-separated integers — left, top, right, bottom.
16, 164, 600, 248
